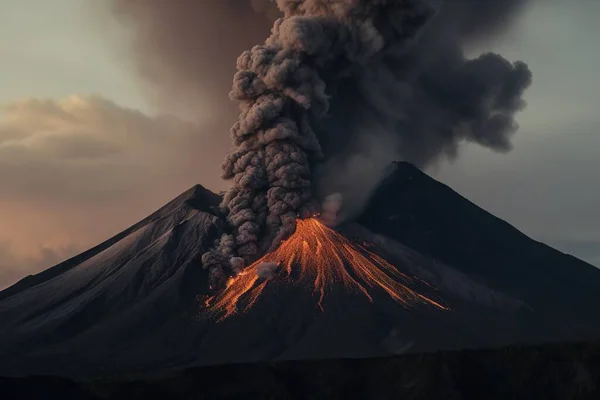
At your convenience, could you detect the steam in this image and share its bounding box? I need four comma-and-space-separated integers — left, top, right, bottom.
315, 127, 401, 222
256, 262, 279, 280
230, 257, 246, 275
108, 0, 532, 288
320, 193, 344, 227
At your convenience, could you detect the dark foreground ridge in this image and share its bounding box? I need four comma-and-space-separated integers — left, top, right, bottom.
1, 162, 599, 379
2, 340, 600, 400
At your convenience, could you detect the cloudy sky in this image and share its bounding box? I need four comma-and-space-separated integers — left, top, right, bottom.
0, 0, 598, 289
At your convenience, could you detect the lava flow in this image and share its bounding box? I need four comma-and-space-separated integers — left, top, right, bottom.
205, 218, 448, 320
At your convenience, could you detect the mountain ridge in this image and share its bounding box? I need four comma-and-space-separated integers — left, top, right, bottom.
0, 184, 220, 302
1, 161, 599, 379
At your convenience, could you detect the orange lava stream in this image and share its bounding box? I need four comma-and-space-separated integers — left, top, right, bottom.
205, 218, 448, 320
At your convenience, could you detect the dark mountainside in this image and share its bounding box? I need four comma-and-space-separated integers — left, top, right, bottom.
1, 162, 600, 383
2, 340, 600, 400
0, 186, 222, 303
360, 162, 600, 339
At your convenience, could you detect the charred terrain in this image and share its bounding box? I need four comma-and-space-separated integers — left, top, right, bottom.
1, 162, 600, 387
3, 340, 600, 399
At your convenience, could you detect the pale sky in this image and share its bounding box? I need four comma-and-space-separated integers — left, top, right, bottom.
0, 0, 598, 289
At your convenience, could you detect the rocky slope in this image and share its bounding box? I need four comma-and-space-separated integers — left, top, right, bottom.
0, 162, 599, 379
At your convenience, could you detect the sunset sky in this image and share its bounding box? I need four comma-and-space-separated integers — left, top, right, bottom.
1, 0, 599, 289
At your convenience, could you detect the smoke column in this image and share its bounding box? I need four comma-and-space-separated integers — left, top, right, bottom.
200, 0, 439, 287
108, 0, 532, 288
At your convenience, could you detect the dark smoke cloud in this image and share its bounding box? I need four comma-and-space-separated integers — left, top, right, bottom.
108, 0, 532, 288
314, 0, 532, 218
315, 0, 533, 168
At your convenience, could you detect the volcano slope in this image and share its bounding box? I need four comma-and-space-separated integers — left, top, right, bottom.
1, 162, 600, 379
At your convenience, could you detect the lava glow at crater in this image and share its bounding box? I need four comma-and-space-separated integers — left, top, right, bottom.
205, 218, 448, 320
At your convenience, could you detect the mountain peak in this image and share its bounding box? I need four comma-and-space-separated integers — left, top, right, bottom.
149, 183, 220, 219
0, 183, 221, 303
391, 160, 423, 174
186, 183, 219, 201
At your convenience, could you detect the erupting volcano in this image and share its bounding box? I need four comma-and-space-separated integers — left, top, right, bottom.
3, 168, 600, 379
4, 0, 600, 387
200, 0, 533, 289
206, 218, 448, 320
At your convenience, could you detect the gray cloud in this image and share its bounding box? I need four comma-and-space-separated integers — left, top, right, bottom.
0, 95, 225, 205
108, 0, 275, 121
0, 241, 81, 291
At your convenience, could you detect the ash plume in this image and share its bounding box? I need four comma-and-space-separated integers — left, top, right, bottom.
202, 0, 438, 287
314, 0, 534, 190
108, 0, 532, 288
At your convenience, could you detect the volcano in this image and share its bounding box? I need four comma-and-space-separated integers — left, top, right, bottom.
1, 162, 600, 379
205, 217, 448, 321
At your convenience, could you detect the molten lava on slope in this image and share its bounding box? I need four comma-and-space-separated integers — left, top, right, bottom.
205, 218, 448, 320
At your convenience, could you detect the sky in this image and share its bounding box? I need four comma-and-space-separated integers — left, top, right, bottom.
0, 0, 598, 289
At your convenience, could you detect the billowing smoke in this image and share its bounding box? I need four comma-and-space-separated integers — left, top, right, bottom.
201, 0, 532, 287
313, 0, 534, 217
107, 0, 532, 288
320, 193, 344, 227
200, 0, 435, 286
256, 262, 280, 280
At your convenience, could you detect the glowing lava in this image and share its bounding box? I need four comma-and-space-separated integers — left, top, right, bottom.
205, 218, 448, 320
